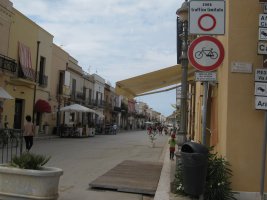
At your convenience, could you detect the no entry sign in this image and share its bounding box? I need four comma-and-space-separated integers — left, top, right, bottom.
188, 36, 224, 71
189, 0, 225, 35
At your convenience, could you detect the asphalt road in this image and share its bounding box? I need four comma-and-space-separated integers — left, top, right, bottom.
31, 130, 169, 200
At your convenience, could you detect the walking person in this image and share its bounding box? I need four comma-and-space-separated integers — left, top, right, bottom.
169, 134, 176, 160
23, 115, 35, 152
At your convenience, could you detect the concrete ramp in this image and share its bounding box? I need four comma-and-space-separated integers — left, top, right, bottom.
89, 160, 163, 195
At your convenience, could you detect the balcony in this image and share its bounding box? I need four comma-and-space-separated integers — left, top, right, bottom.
98, 100, 105, 108
0, 54, 17, 74
86, 98, 94, 107
37, 72, 48, 87
58, 84, 70, 97
10, 65, 36, 87
113, 106, 121, 112
76, 91, 85, 101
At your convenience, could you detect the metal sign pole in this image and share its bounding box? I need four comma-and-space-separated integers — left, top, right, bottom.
202, 82, 208, 146
260, 112, 267, 200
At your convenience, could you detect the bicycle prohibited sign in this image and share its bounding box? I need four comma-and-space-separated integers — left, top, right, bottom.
188, 36, 224, 71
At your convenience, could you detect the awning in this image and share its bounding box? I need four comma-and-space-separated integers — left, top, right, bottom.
95, 111, 104, 118
34, 99, 51, 113
0, 87, 14, 100
115, 64, 196, 98
60, 104, 96, 113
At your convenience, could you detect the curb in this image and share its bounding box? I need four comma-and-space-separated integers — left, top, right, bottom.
155, 142, 191, 200
154, 141, 171, 200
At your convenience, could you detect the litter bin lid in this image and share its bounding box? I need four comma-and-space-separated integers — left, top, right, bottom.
181, 142, 208, 154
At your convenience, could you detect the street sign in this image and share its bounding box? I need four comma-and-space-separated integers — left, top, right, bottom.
189, 0, 225, 35
264, 55, 267, 68
264, 4, 267, 13
195, 71, 217, 82
231, 62, 252, 73
258, 42, 267, 55
255, 96, 267, 110
188, 36, 225, 71
255, 69, 267, 82
255, 82, 267, 96
259, 28, 267, 40
259, 14, 267, 27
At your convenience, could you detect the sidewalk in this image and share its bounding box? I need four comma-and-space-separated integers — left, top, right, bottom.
154, 143, 190, 200
34, 132, 189, 200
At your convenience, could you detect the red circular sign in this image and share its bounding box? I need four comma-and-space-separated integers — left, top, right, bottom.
198, 14, 216, 31
188, 36, 224, 71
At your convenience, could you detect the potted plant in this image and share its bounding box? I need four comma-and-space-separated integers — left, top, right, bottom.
0, 152, 63, 200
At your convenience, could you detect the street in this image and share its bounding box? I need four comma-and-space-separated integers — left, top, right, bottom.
32, 130, 169, 200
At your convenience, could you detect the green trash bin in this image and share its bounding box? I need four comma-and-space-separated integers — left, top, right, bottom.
181, 142, 208, 196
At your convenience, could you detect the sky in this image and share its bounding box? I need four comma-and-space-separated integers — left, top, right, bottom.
11, 0, 183, 117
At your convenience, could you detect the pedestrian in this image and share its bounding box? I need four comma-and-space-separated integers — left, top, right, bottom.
113, 123, 117, 135
169, 134, 176, 160
23, 115, 35, 152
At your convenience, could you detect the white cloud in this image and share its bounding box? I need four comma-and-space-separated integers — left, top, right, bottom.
11, 0, 183, 116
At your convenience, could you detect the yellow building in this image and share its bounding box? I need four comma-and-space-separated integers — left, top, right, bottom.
2, 6, 39, 129
116, 1, 266, 197
0, 1, 54, 132
50, 44, 70, 131
201, 0, 262, 196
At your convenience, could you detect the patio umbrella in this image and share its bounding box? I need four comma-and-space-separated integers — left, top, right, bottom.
94, 111, 104, 118
0, 87, 13, 100
60, 104, 96, 113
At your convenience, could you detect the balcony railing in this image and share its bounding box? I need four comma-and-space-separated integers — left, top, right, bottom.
86, 98, 94, 106
37, 72, 48, 87
76, 91, 85, 101
0, 54, 17, 74
17, 66, 36, 81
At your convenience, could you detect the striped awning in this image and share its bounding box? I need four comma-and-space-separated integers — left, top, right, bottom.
0, 87, 13, 100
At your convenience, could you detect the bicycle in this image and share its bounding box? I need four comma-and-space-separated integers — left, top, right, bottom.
195, 47, 218, 59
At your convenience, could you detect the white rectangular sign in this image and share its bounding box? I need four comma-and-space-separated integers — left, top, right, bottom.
259, 28, 267, 41
258, 42, 267, 54
255, 69, 267, 82
231, 62, 252, 73
255, 82, 267, 96
259, 14, 267, 27
189, 0, 225, 35
264, 4, 267, 13
195, 72, 217, 82
255, 96, 267, 110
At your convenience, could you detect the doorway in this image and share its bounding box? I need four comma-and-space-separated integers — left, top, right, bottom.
13, 99, 23, 129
